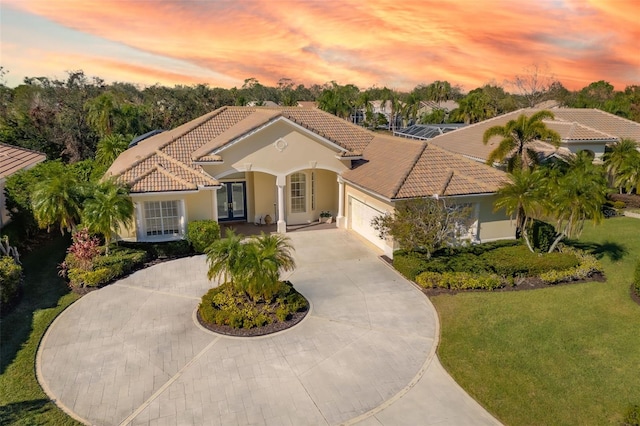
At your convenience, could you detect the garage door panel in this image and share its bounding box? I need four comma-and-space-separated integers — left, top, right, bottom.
350, 197, 386, 251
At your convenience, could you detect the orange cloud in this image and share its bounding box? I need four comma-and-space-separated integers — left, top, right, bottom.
3, 0, 639, 91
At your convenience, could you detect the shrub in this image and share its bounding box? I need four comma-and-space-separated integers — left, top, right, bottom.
480, 245, 580, 277
415, 271, 503, 290
0, 256, 23, 312
444, 253, 489, 273
634, 259, 640, 298
393, 253, 430, 280
527, 220, 556, 253
186, 220, 221, 253
624, 404, 640, 426
198, 280, 307, 330
120, 239, 192, 258
539, 247, 602, 284
613, 200, 626, 210
432, 239, 520, 258
64, 246, 147, 288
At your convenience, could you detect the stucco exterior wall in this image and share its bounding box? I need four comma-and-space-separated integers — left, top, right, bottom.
201, 120, 350, 178
315, 169, 338, 217
252, 172, 276, 222
447, 194, 515, 242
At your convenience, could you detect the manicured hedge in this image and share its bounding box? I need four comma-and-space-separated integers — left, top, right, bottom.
119, 239, 192, 258
416, 271, 503, 290
65, 247, 148, 288
539, 247, 602, 284
186, 220, 221, 253
479, 245, 580, 277
0, 256, 22, 313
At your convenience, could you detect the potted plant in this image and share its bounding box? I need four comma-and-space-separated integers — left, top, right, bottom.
319, 211, 333, 223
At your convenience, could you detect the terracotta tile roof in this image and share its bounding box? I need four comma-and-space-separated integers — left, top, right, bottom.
0, 143, 46, 178
429, 108, 640, 162
395, 144, 509, 198
108, 106, 507, 198
341, 136, 424, 199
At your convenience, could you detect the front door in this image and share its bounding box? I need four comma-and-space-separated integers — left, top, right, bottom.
217, 182, 247, 221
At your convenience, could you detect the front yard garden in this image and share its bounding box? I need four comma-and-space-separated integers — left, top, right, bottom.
430, 217, 640, 425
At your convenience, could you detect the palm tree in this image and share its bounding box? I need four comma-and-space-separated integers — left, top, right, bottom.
31, 171, 84, 234
95, 133, 129, 168
494, 168, 546, 247
82, 179, 134, 254
243, 233, 296, 301
546, 152, 608, 252
483, 110, 561, 172
604, 139, 639, 193
614, 149, 640, 194
206, 229, 246, 292
85, 92, 120, 137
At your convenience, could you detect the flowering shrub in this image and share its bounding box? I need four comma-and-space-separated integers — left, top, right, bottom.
539, 246, 602, 284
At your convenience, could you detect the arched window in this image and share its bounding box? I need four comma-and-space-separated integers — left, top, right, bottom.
290, 173, 306, 213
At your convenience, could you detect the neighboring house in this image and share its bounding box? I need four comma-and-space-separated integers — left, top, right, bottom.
417, 100, 459, 116
429, 108, 640, 164
106, 107, 515, 257
0, 143, 46, 228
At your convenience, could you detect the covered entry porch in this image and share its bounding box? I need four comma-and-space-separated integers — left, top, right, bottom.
214, 169, 346, 233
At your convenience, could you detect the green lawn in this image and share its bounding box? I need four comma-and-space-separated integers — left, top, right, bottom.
0, 235, 80, 425
431, 217, 640, 425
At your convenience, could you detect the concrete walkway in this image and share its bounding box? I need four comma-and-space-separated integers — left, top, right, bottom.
37, 229, 501, 425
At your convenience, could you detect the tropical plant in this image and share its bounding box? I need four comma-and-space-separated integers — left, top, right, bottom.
483, 110, 561, 171
85, 92, 121, 137
205, 230, 296, 302
613, 147, 640, 194
545, 151, 608, 252
31, 170, 85, 234
82, 179, 133, 253
95, 133, 129, 168
493, 168, 546, 247
603, 139, 638, 185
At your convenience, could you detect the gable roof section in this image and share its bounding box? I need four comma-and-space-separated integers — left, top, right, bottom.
552, 108, 640, 141
0, 143, 46, 179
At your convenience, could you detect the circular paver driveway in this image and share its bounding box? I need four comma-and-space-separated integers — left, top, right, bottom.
38, 229, 437, 425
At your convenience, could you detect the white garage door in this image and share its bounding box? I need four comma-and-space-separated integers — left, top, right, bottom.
350, 197, 386, 251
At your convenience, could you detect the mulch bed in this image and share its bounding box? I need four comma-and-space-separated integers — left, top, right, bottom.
197, 308, 309, 337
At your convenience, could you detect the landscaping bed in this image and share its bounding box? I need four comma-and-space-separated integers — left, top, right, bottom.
197, 280, 309, 337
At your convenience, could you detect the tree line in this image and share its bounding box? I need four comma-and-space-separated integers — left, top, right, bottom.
1, 67, 638, 165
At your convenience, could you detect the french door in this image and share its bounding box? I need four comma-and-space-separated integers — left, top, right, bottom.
217, 182, 246, 221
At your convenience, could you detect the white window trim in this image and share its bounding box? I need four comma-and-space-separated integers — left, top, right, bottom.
290, 172, 306, 213
137, 199, 186, 242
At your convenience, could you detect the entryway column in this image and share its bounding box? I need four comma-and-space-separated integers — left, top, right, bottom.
336, 176, 345, 228
276, 175, 286, 233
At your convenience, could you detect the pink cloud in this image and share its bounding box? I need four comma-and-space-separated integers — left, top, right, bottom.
4, 0, 639, 91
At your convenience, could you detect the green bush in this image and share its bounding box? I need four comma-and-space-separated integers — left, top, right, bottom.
393, 253, 430, 280
539, 247, 602, 284
624, 404, 640, 426
444, 253, 489, 273
432, 239, 520, 257
634, 259, 640, 298
613, 201, 627, 210
120, 239, 192, 258
415, 271, 503, 290
0, 256, 23, 311
480, 245, 580, 277
65, 247, 147, 288
186, 220, 221, 253
527, 220, 557, 253
198, 281, 307, 330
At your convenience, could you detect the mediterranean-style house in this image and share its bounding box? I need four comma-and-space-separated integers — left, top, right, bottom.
0, 143, 46, 228
428, 108, 640, 164
106, 107, 515, 257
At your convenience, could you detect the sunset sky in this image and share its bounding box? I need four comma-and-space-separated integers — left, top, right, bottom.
1, 0, 639, 92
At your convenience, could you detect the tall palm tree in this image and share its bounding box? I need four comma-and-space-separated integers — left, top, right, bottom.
603, 138, 639, 193
31, 171, 84, 234
546, 153, 608, 252
85, 92, 120, 137
483, 110, 561, 172
494, 168, 546, 246
95, 133, 129, 168
82, 179, 134, 254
